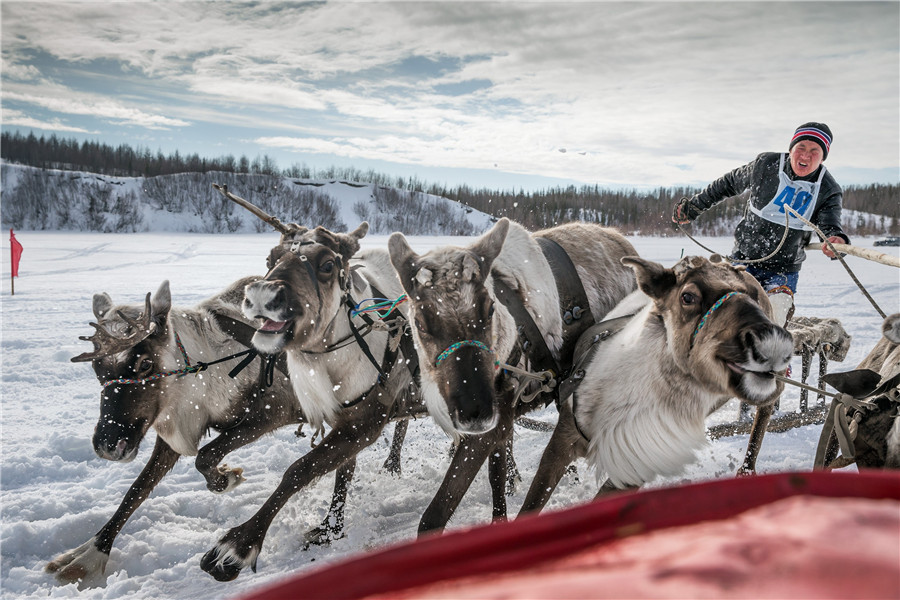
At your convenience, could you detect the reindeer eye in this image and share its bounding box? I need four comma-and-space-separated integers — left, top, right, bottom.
319, 260, 335, 274
137, 357, 153, 375
415, 319, 427, 334
488, 304, 495, 318
681, 292, 698, 306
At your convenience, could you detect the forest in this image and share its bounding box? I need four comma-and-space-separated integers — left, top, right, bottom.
2, 130, 898, 236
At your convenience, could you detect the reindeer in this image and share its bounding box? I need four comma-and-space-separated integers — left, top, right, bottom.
199, 221, 425, 581
817, 313, 900, 469
518, 255, 794, 514
46, 278, 310, 584
388, 217, 638, 534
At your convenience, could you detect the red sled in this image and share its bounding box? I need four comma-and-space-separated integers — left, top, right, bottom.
238, 471, 900, 600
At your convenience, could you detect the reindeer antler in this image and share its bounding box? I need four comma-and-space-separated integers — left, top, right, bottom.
71, 293, 158, 362
212, 183, 293, 235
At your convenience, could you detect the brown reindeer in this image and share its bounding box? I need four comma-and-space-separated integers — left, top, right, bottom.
518, 255, 794, 514
818, 313, 900, 469
200, 222, 425, 581
46, 278, 307, 584
388, 217, 638, 534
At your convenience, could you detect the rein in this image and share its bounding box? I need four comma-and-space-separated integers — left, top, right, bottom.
676, 208, 791, 266
101, 331, 256, 389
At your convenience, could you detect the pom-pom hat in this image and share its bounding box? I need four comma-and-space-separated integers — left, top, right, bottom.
789, 122, 832, 160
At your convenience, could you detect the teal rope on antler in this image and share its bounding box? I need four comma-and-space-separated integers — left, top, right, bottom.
434, 340, 499, 368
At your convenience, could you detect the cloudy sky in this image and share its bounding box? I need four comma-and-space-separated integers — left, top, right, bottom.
2, 1, 898, 191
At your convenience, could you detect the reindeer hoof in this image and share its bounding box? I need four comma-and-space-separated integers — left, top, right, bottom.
382, 458, 402, 476
303, 526, 344, 549
200, 549, 242, 581
207, 464, 246, 494
46, 538, 108, 585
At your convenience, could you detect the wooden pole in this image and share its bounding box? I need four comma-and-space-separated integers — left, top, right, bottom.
806, 242, 900, 268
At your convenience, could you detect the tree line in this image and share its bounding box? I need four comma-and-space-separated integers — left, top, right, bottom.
3, 130, 897, 236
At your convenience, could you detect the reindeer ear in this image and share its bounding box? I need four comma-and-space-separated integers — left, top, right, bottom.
389, 232, 421, 293
469, 218, 509, 277
93, 293, 114, 319
150, 280, 172, 328
349, 222, 369, 241
883, 314, 900, 344
621, 256, 675, 300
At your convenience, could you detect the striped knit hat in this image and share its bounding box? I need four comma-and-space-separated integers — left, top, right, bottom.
789, 122, 832, 160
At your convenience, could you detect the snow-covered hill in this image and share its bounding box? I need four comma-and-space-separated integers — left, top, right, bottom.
0, 163, 495, 236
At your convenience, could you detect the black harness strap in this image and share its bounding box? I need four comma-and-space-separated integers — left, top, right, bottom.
536, 237, 596, 363
491, 237, 598, 407
562, 314, 636, 441
493, 277, 561, 380
211, 313, 289, 378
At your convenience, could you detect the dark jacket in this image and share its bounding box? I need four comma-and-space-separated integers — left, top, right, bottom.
687, 152, 849, 273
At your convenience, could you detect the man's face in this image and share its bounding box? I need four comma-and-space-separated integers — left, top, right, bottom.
789, 140, 824, 177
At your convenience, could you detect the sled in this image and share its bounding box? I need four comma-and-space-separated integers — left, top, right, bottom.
237, 471, 899, 600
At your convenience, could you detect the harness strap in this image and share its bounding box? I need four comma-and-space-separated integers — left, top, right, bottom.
561, 314, 636, 442
493, 277, 561, 385
211, 313, 290, 377
536, 237, 596, 360
344, 288, 391, 381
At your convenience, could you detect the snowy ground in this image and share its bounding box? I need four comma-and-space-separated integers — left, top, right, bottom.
1, 231, 897, 600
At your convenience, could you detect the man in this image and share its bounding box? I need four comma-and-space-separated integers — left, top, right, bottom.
672, 122, 849, 325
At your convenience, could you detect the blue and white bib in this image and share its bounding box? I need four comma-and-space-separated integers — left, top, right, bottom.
748, 153, 825, 231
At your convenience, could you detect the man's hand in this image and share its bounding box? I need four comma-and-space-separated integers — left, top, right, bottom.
822, 235, 845, 259
672, 197, 699, 225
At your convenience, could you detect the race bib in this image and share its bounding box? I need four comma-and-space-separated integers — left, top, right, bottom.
749, 153, 825, 231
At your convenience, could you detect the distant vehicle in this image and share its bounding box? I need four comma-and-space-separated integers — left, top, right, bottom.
874, 236, 900, 247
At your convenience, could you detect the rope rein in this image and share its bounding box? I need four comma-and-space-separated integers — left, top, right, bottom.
677, 199, 886, 320
676, 208, 791, 265
101, 331, 254, 389
780, 204, 887, 319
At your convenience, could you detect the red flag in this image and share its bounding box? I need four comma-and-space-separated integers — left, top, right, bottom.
10, 229, 23, 278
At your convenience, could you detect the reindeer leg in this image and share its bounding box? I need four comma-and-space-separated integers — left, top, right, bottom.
488, 438, 509, 522
200, 399, 389, 581
800, 348, 812, 412
418, 397, 514, 536
505, 437, 521, 496
382, 418, 408, 476
196, 395, 300, 494
303, 457, 356, 547
417, 428, 502, 536
47, 436, 180, 585
518, 404, 584, 516
737, 403, 774, 475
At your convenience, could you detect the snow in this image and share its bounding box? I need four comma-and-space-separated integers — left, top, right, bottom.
1, 231, 897, 600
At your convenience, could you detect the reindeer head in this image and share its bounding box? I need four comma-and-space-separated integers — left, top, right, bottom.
72, 281, 174, 461
622, 255, 793, 406
243, 223, 369, 354
389, 219, 514, 435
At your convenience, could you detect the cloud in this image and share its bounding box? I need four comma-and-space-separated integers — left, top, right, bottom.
3, 87, 189, 130
2, 1, 897, 186
1, 108, 97, 134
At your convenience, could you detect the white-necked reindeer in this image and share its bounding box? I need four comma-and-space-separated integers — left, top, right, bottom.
47, 278, 308, 584
200, 222, 425, 581
519, 254, 794, 514
388, 217, 638, 533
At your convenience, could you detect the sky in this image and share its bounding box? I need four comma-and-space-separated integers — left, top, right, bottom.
2, 1, 899, 192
